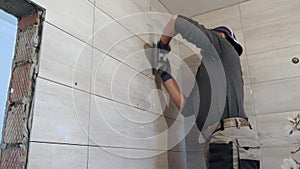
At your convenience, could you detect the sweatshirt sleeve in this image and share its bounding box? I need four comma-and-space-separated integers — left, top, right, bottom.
174, 15, 214, 49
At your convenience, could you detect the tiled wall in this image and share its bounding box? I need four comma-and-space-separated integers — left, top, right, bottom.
182, 0, 300, 168
27, 0, 187, 169
26, 0, 300, 168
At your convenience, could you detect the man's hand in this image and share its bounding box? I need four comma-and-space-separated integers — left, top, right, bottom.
157, 52, 171, 75
156, 41, 171, 73
156, 41, 172, 82
143, 42, 172, 82
157, 41, 171, 54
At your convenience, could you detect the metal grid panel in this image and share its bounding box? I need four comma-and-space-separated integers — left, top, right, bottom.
2, 105, 26, 144
9, 63, 33, 103
14, 25, 37, 63
0, 147, 22, 169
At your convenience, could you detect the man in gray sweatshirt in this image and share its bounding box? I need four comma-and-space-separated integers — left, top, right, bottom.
156, 15, 260, 169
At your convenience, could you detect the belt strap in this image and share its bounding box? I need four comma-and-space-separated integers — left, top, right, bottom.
215, 117, 251, 131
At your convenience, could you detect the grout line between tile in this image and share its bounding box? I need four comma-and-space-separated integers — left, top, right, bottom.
247, 43, 300, 56
29, 140, 185, 152
37, 76, 179, 122
86, 4, 96, 168
238, 2, 257, 120
255, 109, 300, 117
90, 93, 179, 121
44, 21, 93, 48
91, 46, 155, 81
251, 75, 300, 86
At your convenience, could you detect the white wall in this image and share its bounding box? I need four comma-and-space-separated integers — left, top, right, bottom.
26, 0, 188, 169
26, 0, 300, 168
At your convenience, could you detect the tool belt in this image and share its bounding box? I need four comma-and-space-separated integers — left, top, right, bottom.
215, 117, 251, 132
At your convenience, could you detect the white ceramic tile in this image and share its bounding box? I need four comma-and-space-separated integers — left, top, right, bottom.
109, 36, 152, 67
92, 53, 158, 112
130, 0, 149, 12
149, 0, 169, 13
32, 0, 94, 43
192, 4, 242, 31
94, 34, 180, 81
89, 146, 130, 169
257, 111, 300, 147
186, 150, 207, 169
73, 45, 92, 92
243, 14, 300, 55
27, 142, 87, 169
39, 23, 92, 92
91, 48, 105, 90
95, 0, 145, 20
247, 115, 257, 131
93, 18, 147, 61
91, 49, 160, 113
248, 45, 300, 84
121, 39, 157, 78
261, 146, 300, 169
185, 124, 203, 152
89, 146, 186, 169
93, 5, 169, 46
241, 56, 250, 85
89, 95, 186, 151
252, 77, 300, 115
241, 63, 251, 86
240, 0, 300, 28
31, 78, 89, 145
234, 30, 245, 50
244, 85, 254, 115
93, 6, 114, 35
92, 54, 150, 108
116, 12, 172, 44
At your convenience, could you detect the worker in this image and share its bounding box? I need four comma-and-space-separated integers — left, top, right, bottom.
155, 15, 260, 169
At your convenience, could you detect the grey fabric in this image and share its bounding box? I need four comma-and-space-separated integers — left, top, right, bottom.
175, 15, 247, 131
173, 15, 260, 168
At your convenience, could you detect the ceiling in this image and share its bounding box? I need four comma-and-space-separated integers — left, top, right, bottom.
159, 0, 248, 17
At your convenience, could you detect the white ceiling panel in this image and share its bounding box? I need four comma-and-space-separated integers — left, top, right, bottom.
159, 0, 248, 17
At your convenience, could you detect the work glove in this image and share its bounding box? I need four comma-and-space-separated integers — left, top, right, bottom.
157, 40, 171, 54
156, 41, 172, 82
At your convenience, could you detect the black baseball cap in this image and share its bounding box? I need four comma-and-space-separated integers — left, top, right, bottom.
213, 26, 243, 56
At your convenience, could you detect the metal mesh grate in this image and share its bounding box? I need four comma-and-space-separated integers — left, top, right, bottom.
8, 63, 33, 103
0, 147, 22, 169
14, 25, 38, 63
2, 105, 26, 144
